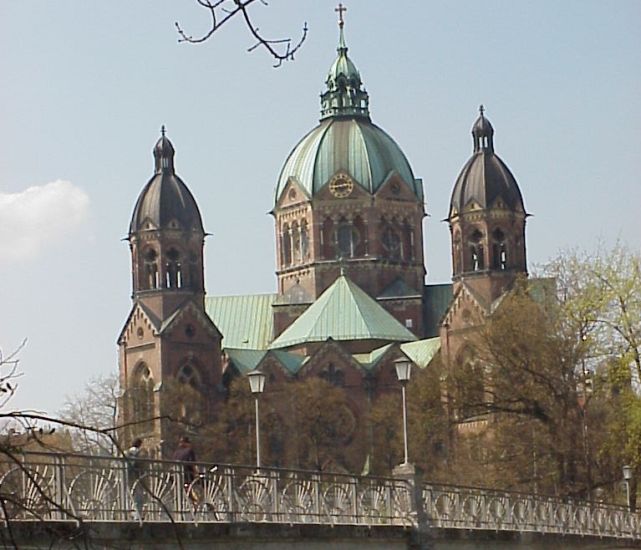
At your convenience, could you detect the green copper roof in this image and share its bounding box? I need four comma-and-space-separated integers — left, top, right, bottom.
270, 350, 307, 374
320, 24, 369, 120
269, 275, 417, 350
224, 348, 307, 376
205, 293, 276, 350
225, 348, 268, 375
276, 117, 422, 203
400, 337, 441, 369
423, 283, 453, 337
353, 343, 395, 371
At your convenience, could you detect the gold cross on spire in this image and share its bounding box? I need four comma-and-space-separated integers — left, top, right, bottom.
335, 3, 347, 28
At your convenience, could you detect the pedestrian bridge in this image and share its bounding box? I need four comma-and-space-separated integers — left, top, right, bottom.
1, 452, 639, 548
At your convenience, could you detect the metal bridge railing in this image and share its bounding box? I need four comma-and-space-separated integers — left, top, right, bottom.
0, 451, 638, 541
422, 482, 641, 540
0, 451, 413, 526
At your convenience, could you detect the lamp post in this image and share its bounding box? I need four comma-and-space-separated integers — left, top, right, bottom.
623, 464, 633, 511
394, 357, 412, 467
247, 370, 266, 469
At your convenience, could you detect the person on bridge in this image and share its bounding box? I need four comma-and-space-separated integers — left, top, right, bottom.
172, 436, 200, 504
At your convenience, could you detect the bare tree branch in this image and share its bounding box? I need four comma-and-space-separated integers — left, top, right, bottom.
175, 0, 307, 67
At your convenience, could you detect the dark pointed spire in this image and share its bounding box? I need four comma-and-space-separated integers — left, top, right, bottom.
472, 105, 495, 153
153, 125, 175, 173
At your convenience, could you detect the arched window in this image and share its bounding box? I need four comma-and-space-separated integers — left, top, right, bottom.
165, 248, 182, 288
492, 228, 508, 270
300, 220, 309, 261
132, 363, 154, 422
453, 231, 462, 274
291, 221, 300, 263
188, 251, 199, 289
175, 364, 202, 424
468, 230, 484, 271
321, 218, 334, 260
281, 225, 292, 266
403, 220, 414, 261
335, 219, 358, 258
456, 350, 485, 420
143, 248, 159, 289
382, 225, 402, 260
177, 364, 200, 390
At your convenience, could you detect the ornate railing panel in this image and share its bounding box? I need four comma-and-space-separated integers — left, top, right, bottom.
0, 451, 638, 541
422, 483, 641, 540
0, 452, 411, 527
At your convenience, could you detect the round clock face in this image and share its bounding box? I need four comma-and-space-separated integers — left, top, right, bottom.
329, 174, 354, 198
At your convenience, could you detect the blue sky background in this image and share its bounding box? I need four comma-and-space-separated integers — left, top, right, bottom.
1, 1, 640, 414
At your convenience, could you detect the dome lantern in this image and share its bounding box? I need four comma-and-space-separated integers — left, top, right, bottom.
472, 105, 495, 153
320, 7, 369, 121
153, 125, 176, 174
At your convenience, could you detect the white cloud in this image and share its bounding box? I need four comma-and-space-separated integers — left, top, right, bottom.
0, 180, 90, 262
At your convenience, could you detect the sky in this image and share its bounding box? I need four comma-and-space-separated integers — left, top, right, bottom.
1, 1, 640, 415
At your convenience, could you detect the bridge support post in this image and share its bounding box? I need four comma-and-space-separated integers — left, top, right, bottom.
392, 465, 433, 550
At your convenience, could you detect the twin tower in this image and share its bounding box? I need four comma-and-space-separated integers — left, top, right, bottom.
118, 21, 527, 452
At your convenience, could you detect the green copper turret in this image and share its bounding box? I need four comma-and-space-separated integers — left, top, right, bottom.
320, 21, 370, 120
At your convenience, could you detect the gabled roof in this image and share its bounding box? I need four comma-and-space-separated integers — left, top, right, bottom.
269, 275, 417, 350
352, 343, 395, 371
159, 300, 221, 338
205, 293, 276, 350
401, 337, 441, 369
225, 349, 268, 375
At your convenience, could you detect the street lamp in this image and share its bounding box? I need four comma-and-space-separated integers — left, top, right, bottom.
394, 357, 412, 467
247, 370, 266, 469
623, 464, 633, 511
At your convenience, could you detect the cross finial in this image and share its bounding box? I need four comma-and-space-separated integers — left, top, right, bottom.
335, 3, 347, 28
161, 125, 166, 137
338, 255, 346, 276
479, 104, 485, 117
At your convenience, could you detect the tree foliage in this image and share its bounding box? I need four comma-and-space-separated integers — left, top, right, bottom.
444, 246, 641, 500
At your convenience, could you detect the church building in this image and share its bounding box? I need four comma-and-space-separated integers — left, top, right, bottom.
118, 14, 529, 455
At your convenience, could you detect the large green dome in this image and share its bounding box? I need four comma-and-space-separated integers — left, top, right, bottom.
276, 117, 421, 202
275, 23, 422, 204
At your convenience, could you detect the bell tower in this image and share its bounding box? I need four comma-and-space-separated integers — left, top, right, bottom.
128, 126, 206, 319
118, 128, 222, 454
447, 107, 528, 305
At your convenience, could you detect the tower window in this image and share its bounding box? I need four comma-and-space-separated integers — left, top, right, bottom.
492, 228, 508, 270
382, 226, 402, 260
165, 248, 182, 288
468, 230, 484, 271
300, 220, 309, 261
281, 225, 292, 266
292, 221, 301, 263
335, 221, 359, 259
143, 248, 159, 289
